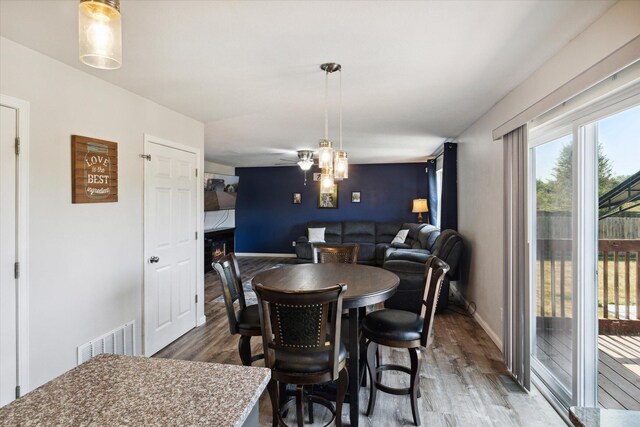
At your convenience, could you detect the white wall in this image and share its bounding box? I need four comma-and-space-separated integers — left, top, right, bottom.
0, 37, 205, 389
203, 161, 236, 230
455, 0, 640, 350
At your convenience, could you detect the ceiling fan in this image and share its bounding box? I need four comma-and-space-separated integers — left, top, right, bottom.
277, 150, 318, 185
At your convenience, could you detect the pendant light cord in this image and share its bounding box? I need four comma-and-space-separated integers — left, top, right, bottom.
339, 69, 343, 150
324, 70, 329, 141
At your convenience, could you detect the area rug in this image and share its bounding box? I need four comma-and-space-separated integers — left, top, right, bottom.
212, 264, 286, 306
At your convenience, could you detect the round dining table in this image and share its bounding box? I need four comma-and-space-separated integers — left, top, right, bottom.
252, 263, 399, 427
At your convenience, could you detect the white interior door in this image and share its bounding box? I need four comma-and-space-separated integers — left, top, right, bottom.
144, 140, 198, 356
0, 105, 17, 406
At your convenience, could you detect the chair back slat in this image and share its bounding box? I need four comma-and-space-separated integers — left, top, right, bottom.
213, 253, 247, 334
420, 256, 449, 347
254, 283, 346, 378
312, 244, 359, 264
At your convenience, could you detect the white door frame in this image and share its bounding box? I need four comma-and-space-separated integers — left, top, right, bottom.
142, 134, 204, 357
0, 94, 30, 397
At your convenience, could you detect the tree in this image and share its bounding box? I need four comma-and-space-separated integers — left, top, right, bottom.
537, 141, 625, 212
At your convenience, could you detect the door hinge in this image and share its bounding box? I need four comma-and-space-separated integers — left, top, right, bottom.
195, 168, 198, 177
14, 262, 20, 279
15, 137, 20, 155
195, 231, 198, 240
139, 154, 151, 161
195, 294, 198, 304
15, 385, 20, 399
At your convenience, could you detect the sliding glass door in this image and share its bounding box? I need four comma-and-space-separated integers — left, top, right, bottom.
528, 82, 640, 410
531, 134, 574, 404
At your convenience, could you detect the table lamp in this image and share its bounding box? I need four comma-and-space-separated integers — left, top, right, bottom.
412, 199, 429, 223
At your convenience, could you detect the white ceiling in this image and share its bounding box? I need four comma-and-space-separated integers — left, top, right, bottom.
0, 0, 615, 166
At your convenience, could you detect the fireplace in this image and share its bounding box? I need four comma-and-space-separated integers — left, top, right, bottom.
211, 240, 226, 262
204, 227, 235, 272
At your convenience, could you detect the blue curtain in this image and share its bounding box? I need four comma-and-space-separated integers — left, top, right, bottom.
426, 159, 438, 225
440, 143, 458, 231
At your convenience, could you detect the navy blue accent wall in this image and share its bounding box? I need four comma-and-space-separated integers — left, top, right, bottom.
235, 163, 428, 253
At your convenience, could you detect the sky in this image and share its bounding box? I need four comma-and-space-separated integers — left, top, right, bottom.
535, 103, 639, 181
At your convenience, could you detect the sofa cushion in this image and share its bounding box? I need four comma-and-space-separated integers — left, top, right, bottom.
342, 221, 375, 244
391, 229, 409, 244
431, 229, 464, 278
375, 243, 391, 265
356, 243, 376, 262
307, 221, 342, 244
383, 259, 428, 277
308, 227, 326, 243
375, 222, 403, 244
385, 248, 431, 264
402, 223, 427, 249
417, 225, 440, 251
295, 243, 314, 260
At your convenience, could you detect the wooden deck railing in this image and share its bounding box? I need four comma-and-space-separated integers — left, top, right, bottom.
536, 239, 640, 320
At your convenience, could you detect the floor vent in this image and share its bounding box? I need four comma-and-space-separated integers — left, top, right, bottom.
77, 321, 135, 365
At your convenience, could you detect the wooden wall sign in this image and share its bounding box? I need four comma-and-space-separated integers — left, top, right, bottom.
71, 135, 118, 203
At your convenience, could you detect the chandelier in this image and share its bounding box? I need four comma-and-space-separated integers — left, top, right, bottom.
318, 62, 348, 194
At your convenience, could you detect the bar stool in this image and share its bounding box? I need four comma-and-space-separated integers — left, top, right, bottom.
213, 253, 264, 366
254, 283, 349, 427
362, 256, 449, 425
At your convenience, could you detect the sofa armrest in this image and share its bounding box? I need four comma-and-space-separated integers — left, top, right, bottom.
296, 236, 308, 243
385, 249, 431, 264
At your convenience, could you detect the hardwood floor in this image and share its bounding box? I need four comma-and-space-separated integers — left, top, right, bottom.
155, 256, 564, 426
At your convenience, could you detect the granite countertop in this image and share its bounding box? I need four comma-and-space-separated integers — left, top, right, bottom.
569, 406, 640, 427
0, 354, 270, 426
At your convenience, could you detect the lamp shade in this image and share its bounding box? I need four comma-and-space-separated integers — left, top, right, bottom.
412, 199, 428, 213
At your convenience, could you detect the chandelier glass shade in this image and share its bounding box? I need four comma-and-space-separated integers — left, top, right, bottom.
318, 62, 348, 194
79, 0, 122, 70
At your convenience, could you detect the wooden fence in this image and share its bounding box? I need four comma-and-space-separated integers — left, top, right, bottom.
537, 239, 640, 321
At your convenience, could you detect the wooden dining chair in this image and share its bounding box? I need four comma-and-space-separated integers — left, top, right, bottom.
254, 283, 349, 427
311, 243, 359, 264
212, 253, 263, 366
362, 256, 449, 426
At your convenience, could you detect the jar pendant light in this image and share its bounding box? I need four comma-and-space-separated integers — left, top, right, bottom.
318, 139, 334, 170
79, 0, 122, 70
334, 150, 348, 180
318, 62, 347, 194
320, 172, 334, 194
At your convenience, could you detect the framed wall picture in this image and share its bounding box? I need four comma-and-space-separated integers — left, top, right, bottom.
292, 192, 301, 204
71, 135, 118, 203
318, 185, 338, 208
351, 191, 361, 203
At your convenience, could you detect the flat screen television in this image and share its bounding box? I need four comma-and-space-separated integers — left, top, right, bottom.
204, 173, 239, 211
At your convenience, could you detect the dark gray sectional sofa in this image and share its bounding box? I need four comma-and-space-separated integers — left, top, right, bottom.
295, 221, 464, 312
295, 221, 403, 265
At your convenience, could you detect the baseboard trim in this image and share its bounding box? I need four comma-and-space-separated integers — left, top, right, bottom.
235, 253, 296, 258
450, 283, 503, 352
197, 315, 207, 327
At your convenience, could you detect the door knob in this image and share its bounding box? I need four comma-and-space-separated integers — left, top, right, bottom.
150, 256, 160, 263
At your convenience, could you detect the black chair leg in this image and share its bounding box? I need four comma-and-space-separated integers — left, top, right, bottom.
295, 385, 304, 427
266, 379, 279, 427
336, 367, 348, 427
409, 347, 422, 426
365, 340, 378, 416
279, 382, 289, 418
375, 346, 382, 383
307, 385, 314, 423
238, 335, 252, 366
